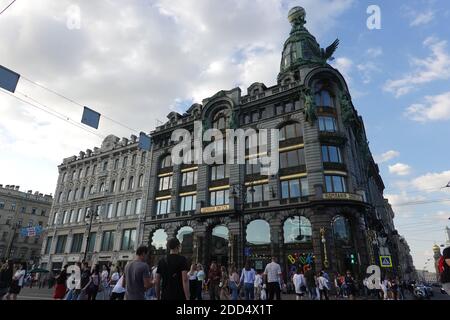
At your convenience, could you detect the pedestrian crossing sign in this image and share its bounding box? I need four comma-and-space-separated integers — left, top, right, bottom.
380, 255, 392, 268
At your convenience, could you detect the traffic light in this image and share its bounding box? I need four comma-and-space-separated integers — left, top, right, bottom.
350, 254, 356, 265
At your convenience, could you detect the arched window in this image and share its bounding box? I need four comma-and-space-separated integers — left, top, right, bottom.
66, 190, 72, 202
212, 109, 231, 130
314, 81, 333, 107
283, 216, 312, 243
212, 225, 229, 242
89, 185, 94, 195
128, 176, 134, 190
160, 155, 172, 169
111, 180, 116, 192
279, 122, 302, 141
177, 226, 194, 254
138, 174, 144, 188
332, 215, 352, 245
61, 173, 67, 183
99, 183, 105, 193
119, 179, 125, 191
246, 220, 271, 245
151, 229, 168, 251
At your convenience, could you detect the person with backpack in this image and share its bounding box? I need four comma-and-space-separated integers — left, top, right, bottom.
440, 246, 450, 294
155, 238, 189, 300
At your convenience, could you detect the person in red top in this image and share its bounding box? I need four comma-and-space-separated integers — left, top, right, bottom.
206, 262, 221, 300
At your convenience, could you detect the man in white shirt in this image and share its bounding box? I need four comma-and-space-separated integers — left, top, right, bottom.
263, 257, 282, 300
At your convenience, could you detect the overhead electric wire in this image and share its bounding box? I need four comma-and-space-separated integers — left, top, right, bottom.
20, 75, 140, 133
0, 0, 16, 16
0, 88, 105, 139
393, 198, 450, 207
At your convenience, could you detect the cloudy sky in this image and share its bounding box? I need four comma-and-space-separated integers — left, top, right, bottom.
1, 0, 449, 271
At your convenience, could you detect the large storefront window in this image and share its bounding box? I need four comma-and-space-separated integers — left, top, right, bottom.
151, 229, 168, 251
246, 220, 271, 272
246, 220, 271, 245
281, 178, 308, 199
177, 227, 194, 255
332, 216, 351, 245
283, 216, 312, 243
210, 226, 229, 267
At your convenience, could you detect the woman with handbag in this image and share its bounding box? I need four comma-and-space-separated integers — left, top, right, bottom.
6, 262, 26, 300
53, 265, 68, 300
292, 267, 306, 300
219, 266, 230, 300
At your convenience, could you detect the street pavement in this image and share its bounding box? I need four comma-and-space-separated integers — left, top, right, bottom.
9, 286, 449, 301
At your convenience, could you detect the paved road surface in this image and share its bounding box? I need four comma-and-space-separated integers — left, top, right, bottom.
9, 286, 449, 300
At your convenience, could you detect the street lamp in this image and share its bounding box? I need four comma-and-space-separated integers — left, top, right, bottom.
6, 222, 22, 260
83, 207, 100, 262
231, 184, 255, 269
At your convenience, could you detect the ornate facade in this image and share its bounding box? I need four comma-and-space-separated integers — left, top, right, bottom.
40, 134, 151, 270
141, 7, 406, 281
0, 184, 52, 264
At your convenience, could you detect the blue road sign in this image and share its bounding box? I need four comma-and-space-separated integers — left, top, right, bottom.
81, 106, 101, 129
0, 65, 20, 93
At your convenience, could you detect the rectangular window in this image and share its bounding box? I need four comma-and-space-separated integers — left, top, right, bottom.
135, 199, 142, 215
132, 154, 137, 166
245, 159, 261, 175
318, 116, 337, 132
114, 159, 119, 170
246, 184, 270, 203
69, 210, 76, 224
281, 178, 308, 199
322, 146, 342, 163
285, 102, 294, 113
116, 202, 123, 217
10, 202, 16, 211
107, 203, 113, 218
31, 208, 37, 215
121, 229, 136, 251
280, 149, 305, 168
125, 200, 132, 216
123, 157, 128, 168
76, 208, 84, 223
210, 189, 229, 206
325, 175, 347, 193
156, 199, 171, 215
244, 114, 250, 124
44, 237, 53, 254
181, 171, 197, 186
158, 176, 173, 191
21, 206, 26, 213
101, 231, 114, 252
55, 235, 67, 254
180, 195, 196, 212
70, 234, 84, 253
63, 211, 69, 225
87, 232, 96, 253
211, 165, 229, 181
103, 161, 108, 171
251, 111, 260, 122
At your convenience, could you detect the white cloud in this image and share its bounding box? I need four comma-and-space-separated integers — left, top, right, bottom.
411, 170, 450, 192
331, 57, 353, 82
410, 10, 435, 27
385, 192, 426, 217
384, 37, 450, 97
389, 163, 412, 176
0, 1, 355, 194
405, 91, 450, 122
375, 150, 400, 163
366, 47, 383, 58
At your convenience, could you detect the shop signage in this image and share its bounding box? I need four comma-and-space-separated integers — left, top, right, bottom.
323, 193, 363, 202
201, 204, 230, 214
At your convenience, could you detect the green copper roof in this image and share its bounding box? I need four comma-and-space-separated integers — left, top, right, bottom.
279, 7, 339, 78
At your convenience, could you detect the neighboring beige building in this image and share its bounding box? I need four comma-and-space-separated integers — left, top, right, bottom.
0, 184, 52, 265
40, 134, 151, 270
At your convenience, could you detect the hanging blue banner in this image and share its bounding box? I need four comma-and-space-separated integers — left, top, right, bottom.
0, 65, 20, 93
20, 226, 43, 237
